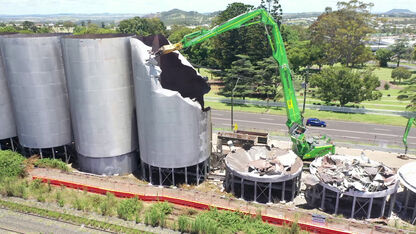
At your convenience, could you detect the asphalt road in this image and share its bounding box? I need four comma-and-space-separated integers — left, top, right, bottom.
0, 208, 108, 234
211, 109, 416, 148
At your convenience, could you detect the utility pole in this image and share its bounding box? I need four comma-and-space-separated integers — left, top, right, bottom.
231, 77, 240, 131
302, 66, 309, 114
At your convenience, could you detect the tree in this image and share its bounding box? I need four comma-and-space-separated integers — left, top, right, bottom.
73, 23, 116, 35
118, 17, 167, 36
253, 56, 281, 103
309, 0, 375, 67
391, 38, 411, 67
168, 25, 213, 67
63, 21, 75, 28
375, 48, 393, 67
22, 21, 37, 32
209, 3, 271, 69
286, 40, 313, 72
398, 76, 416, 111
391, 67, 412, 84
260, 0, 282, 26
310, 66, 381, 106
221, 55, 257, 99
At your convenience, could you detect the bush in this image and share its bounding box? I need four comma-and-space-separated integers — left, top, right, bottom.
117, 197, 143, 221
33, 158, 69, 172
56, 191, 65, 207
0, 178, 28, 199
0, 150, 26, 178
144, 202, 172, 227
178, 215, 190, 233
384, 83, 390, 90
99, 192, 118, 216
153, 202, 173, 215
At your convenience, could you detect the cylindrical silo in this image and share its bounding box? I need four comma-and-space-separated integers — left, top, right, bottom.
0, 34, 72, 157
0, 33, 18, 151
61, 34, 138, 175
130, 35, 211, 186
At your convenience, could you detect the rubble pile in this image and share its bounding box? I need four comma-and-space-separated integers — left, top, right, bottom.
310, 154, 397, 193
245, 147, 298, 176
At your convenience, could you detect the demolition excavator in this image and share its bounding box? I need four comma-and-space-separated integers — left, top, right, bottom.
403, 117, 415, 155
153, 8, 335, 160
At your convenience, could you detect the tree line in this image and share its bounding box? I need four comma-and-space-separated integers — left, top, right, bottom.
1, 0, 415, 109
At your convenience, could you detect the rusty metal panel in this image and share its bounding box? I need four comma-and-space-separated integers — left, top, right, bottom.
0, 34, 72, 148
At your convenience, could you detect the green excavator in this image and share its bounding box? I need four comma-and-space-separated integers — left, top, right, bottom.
403, 117, 415, 155
154, 8, 335, 160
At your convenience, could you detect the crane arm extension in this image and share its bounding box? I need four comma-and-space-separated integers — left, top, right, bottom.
403, 117, 416, 154
156, 8, 302, 128
155, 8, 335, 159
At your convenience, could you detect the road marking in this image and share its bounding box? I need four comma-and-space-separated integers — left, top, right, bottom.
212, 117, 416, 139
374, 128, 390, 131
260, 117, 274, 121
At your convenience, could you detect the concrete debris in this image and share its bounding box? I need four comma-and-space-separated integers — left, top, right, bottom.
310, 154, 397, 193
243, 146, 298, 176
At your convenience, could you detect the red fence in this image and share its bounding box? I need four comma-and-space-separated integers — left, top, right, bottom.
33, 176, 350, 234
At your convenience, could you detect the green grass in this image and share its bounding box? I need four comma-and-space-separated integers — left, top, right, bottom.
199, 67, 220, 80
206, 101, 409, 126
0, 199, 151, 233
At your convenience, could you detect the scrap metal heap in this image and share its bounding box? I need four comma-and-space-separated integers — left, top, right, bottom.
310, 154, 397, 193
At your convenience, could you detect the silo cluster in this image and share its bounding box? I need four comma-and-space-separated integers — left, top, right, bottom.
0, 33, 212, 180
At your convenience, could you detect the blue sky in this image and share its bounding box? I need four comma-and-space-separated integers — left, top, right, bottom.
0, 0, 415, 15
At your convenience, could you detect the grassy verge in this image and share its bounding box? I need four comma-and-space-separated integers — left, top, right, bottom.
0, 199, 151, 233
206, 101, 409, 126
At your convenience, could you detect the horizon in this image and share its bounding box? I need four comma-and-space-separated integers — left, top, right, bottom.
0, 0, 415, 16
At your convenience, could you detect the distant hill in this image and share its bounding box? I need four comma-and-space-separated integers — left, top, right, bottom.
144, 9, 217, 26
383, 9, 416, 16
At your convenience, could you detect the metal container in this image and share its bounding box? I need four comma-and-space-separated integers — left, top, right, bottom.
0, 34, 72, 149
61, 34, 138, 175
0, 33, 17, 140
130, 37, 211, 185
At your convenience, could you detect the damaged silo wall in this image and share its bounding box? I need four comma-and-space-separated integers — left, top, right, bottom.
130, 35, 211, 169
0, 33, 17, 140
61, 34, 138, 175
0, 34, 72, 148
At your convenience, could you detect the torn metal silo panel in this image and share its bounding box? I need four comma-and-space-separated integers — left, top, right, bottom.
0, 33, 17, 140
130, 36, 211, 181
0, 34, 72, 149
397, 161, 416, 222
61, 34, 138, 175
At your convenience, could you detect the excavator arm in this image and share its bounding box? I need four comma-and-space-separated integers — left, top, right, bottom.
154, 8, 335, 159
403, 117, 415, 155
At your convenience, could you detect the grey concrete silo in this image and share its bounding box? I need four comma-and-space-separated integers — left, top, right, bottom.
0, 33, 17, 150
61, 34, 138, 175
130, 36, 211, 186
0, 34, 72, 157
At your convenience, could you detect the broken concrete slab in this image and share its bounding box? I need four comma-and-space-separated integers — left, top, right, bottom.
310, 154, 398, 193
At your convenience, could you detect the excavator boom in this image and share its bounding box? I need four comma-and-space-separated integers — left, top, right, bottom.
155, 8, 335, 159
403, 117, 415, 155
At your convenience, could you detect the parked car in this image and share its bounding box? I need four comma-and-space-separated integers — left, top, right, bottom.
306, 118, 326, 127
